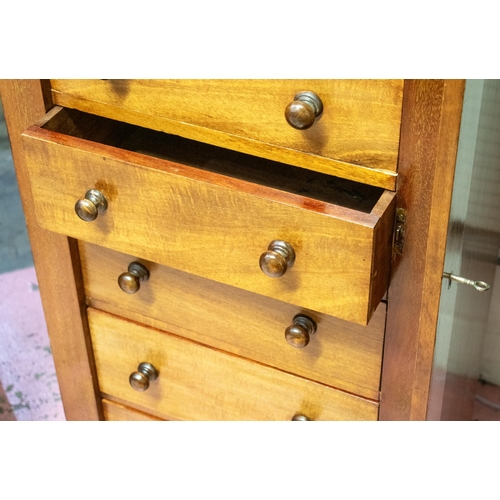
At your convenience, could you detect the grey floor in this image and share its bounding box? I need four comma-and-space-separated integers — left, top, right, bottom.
0, 100, 34, 273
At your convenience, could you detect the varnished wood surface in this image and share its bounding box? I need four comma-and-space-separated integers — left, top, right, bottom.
50, 79, 403, 190
102, 399, 164, 421
380, 80, 466, 420
22, 108, 395, 325
79, 242, 386, 400
89, 309, 379, 421
0, 80, 102, 420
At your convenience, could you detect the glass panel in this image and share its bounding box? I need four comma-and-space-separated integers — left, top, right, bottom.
428, 80, 500, 420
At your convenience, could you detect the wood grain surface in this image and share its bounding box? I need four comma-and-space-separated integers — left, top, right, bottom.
0, 80, 102, 420
22, 108, 395, 324
50, 79, 403, 189
79, 242, 386, 400
89, 309, 379, 421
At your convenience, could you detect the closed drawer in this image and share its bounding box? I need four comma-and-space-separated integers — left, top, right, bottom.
102, 399, 164, 421
89, 309, 379, 421
50, 79, 403, 189
23, 107, 395, 325
80, 242, 385, 400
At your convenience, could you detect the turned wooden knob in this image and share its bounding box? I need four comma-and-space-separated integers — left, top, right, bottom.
118, 262, 150, 294
292, 414, 311, 421
75, 189, 108, 222
259, 240, 296, 278
285, 91, 323, 130
129, 362, 159, 392
285, 314, 317, 348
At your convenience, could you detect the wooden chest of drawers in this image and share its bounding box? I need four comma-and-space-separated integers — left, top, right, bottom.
1, 79, 466, 420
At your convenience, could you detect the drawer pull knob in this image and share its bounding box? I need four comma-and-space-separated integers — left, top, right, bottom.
75, 189, 108, 222
285, 314, 317, 348
259, 240, 296, 278
285, 91, 323, 130
129, 362, 159, 392
118, 262, 150, 294
292, 414, 311, 421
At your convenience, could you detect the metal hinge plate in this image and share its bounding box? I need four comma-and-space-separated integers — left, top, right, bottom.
394, 208, 406, 255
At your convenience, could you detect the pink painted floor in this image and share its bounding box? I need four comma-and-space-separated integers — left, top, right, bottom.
0, 266, 65, 420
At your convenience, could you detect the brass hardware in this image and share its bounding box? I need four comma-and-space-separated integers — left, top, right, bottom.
285, 314, 317, 348
129, 362, 159, 392
394, 208, 406, 255
443, 272, 490, 292
285, 91, 324, 130
118, 262, 150, 294
259, 240, 296, 278
75, 189, 108, 222
292, 414, 311, 421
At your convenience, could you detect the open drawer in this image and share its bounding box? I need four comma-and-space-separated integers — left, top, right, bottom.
22, 107, 395, 325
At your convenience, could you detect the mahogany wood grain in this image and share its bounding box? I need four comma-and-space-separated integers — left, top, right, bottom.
102, 399, 164, 421
50, 79, 403, 190
380, 80, 466, 420
79, 242, 386, 400
0, 80, 102, 421
89, 309, 379, 421
22, 108, 395, 325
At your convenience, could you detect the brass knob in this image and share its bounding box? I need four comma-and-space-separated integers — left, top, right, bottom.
292, 414, 311, 421
285, 314, 317, 348
285, 91, 323, 130
75, 189, 108, 222
129, 362, 159, 392
259, 240, 296, 278
118, 262, 150, 294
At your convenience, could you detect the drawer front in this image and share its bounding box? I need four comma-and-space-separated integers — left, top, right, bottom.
50, 79, 403, 189
102, 399, 164, 421
80, 242, 385, 400
89, 309, 379, 421
23, 108, 395, 325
